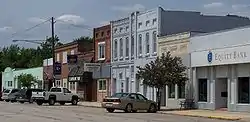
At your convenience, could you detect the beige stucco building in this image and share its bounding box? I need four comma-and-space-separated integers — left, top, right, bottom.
157, 32, 198, 108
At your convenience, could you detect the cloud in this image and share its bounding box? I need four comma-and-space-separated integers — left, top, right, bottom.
56, 14, 84, 25
28, 17, 46, 23
99, 21, 110, 26
0, 26, 12, 32
204, 2, 224, 9
111, 4, 146, 13
232, 4, 250, 11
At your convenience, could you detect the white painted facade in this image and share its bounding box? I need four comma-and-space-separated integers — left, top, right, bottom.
190, 26, 250, 112
158, 32, 191, 107
134, 8, 161, 101
111, 17, 134, 95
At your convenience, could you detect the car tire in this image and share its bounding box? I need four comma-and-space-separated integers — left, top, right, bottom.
106, 108, 115, 113
48, 98, 55, 105
148, 104, 157, 113
5, 100, 9, 102
60, 102, 65, 105
11, 100, 15, 103
124, 104, 133, 113
19, 101, 24, 104
71, 98, 78, 105
29, 99, 33, 104
36, 100, 43, 106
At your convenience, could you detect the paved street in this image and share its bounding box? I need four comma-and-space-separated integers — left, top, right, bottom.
0, 101, 239, 122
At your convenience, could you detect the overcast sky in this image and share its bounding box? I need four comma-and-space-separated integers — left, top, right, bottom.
0, 0, 250, 48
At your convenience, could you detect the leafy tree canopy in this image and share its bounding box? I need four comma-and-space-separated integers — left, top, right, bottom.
137, 51, 188, 89
17, 73, 37, 88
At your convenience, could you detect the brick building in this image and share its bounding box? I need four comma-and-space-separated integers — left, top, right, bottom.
93, 25, 112, 102
54, 40, 94, 94
43, 58, 53, 91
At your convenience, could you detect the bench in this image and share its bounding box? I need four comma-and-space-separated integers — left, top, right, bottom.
179, 99, 194, 110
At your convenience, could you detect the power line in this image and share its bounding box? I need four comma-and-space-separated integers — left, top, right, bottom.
55, 19, 92, 31
10, 18, 51, 38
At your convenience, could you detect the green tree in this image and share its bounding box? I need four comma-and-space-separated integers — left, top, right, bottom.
40, 35, 62, 60
136, 51, 188, 110
17, 73, 38, 88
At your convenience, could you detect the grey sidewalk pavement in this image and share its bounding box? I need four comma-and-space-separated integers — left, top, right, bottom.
78, 102, 250, 121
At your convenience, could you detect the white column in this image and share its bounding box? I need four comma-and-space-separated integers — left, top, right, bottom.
192, 68, 198, 102
175, 84, 178, 99
210, 80, 215, 103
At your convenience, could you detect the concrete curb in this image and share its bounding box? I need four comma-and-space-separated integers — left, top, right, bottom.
78, 104, 102, 108
158, 111, 242, 121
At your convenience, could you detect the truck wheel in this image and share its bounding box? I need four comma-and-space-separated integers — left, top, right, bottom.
5, 100, 9, 102
71, 98, 78, 105
19, 101, 24, 104
60, 102, 65, 105
29, 99, 33, 104
49, 98, 55, 105
36, 100, 43, 106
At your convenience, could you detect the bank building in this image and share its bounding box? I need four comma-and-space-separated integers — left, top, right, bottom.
189, 26, 250, 112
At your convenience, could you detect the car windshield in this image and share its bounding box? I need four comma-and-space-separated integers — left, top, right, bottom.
19, 89, 27, 94
11, 89, 19, 93
111, 93, 129, 98
3, 89, 10, 93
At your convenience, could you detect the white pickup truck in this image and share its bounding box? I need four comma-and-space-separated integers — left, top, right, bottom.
32, 87, 79, 106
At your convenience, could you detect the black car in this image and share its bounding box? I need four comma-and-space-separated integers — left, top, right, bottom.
8, 89, 22, 102
16, 88, 44, 103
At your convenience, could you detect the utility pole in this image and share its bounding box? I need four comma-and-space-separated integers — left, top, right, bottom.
51, 17, 55, 87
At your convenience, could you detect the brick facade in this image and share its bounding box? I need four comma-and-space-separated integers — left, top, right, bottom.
93, 25, 111, 102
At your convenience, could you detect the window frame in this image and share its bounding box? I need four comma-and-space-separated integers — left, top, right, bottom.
145, 32, 150, 54
238, 77, 250, 104
178, 84, 185, 99
198, 79, 208, 102
131, 36, 134, 57
168, 83, 175, 98
98, 79, 107, 91
114, 39, 118, 58
125, 37, 129, 57
138, 34, 142, 55
152, 31, 157, 53
62, 51, 67, 64
98, 41, 106, 60
119, 38, 123, 58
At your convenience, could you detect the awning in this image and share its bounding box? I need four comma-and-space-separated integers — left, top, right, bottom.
68, 66, 93, 82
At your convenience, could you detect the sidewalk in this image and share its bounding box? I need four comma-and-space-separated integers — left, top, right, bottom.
160, 110, 250, 121
78, 102, 250, 121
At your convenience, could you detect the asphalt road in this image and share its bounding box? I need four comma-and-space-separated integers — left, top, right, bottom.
0, 101, 239, 122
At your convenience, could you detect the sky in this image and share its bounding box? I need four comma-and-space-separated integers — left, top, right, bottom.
0, 0, 250, 48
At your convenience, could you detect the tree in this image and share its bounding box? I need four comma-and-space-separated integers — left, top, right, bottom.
136, 51, 188, 110
40, 35, 62, 60
17, 73, 38, 88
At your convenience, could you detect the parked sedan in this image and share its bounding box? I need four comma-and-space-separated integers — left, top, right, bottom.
102, 93, 157, 113
2, 89, 20, 102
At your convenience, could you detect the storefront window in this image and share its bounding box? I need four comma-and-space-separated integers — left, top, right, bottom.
238, 77, 249, 104
178, 84, 185, 99
198, 79, 207, 102
168, 84, 175, 98
98, 80, 107, 91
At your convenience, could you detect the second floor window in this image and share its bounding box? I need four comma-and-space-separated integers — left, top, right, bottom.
131, 36, 134, 57
146, 33, 149, 54
138, 34, 142, 55
153, 31, 157, 53
119, 38, 123, 57
125, 37, 129, 57
98, 42, 105, 60
114, 40, 118, 58
63, 51, 67, 63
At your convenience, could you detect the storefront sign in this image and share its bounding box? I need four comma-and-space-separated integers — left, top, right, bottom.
191, 45, 250, 67
68, 76, 81, 82
54, 62, 61, 75
214, 51, 247, 61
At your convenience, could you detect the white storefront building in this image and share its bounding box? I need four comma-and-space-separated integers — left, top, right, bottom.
190, 26, 250, 112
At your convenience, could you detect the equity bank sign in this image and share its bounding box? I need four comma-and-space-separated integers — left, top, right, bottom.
207, 51, 247, 63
